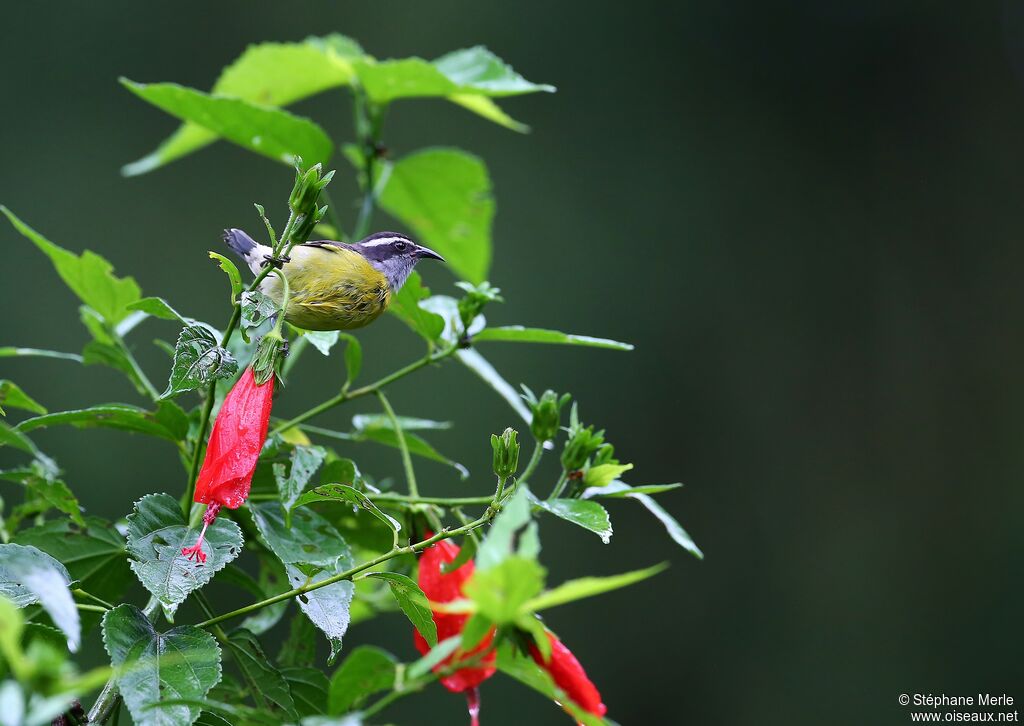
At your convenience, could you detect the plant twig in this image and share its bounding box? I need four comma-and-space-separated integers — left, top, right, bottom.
376, 389, 418, 498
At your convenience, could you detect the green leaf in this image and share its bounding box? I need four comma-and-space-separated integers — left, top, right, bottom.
432, 46, 556, 96
473, 326, 634, 351
2, 207, 141, 324
496, 643, 607, 726
365, 572, 436, 646
0, 421, 35, 454
226, 628, 297, 718
0, 381, 46, 415
292, 484, 401, 537
161, 325, 238, 399
342, 334, 362, 385
16, 403, 186, 441
282, 666, 329, 718
327, 645, 396, 715
208, 252, 243, 303
219, 557, 289, 636
121, 79, 334, 171
302, 330, 340, 356
379, 148, 494, 283
0, 544, 79, 652
350, 416, 467, 478
406, 635, 461, 680
126, 296, 188, 323
125, 36, 363, 175
441, 535, 477, 575
285, 561, 354, 665
277, 612, 318, 669
241, 290, 281, 338
250, 503, 351, 569
351, 414, 451, 431
460, 612, 493, 651
0, 347, 82, 363
463, 556, 545, 624
125, 493, 243, 617
15, 517, 131, 631
102, 603, 222, 726
533, 497, 613, 544
24, 476, 85, 527
584, 482, 682, 497
79, 307, 153, 398
583, 481, 703, 558
476, 486, 533, 570
455, 348, 532, 425
387, 271, 445, 342
524, 563, 667, 614
275, 445, 327, 514
583, 464, 633, 488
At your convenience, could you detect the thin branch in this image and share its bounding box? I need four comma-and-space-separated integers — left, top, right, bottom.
376, 389, 418, 497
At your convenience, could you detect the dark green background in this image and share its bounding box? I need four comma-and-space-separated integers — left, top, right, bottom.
3, 2, 1023, 724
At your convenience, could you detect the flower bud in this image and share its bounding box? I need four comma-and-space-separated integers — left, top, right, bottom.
522, 386, 571, 443
490, 427, 520, 479
251, 332, 288, 385
289, 164, 335, 215
560, 404, 605, 472
455, 281, 503, 331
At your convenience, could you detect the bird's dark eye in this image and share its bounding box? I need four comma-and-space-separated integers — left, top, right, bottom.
394, 241, 408, 252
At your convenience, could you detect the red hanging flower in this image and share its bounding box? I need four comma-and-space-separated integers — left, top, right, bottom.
182, 366, 274, 563
529, 630, 608, 720
414, 534, 496, 725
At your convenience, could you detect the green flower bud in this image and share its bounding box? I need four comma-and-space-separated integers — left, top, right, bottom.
560, 404, 606, 472
521, 386, 571, 442
456, 281, 503, 331
251, 331, 288, 385
491, 427, 520, 479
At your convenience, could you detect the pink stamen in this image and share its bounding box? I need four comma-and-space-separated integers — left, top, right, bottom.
465, 687, 481, 726
180, 503, 222, 564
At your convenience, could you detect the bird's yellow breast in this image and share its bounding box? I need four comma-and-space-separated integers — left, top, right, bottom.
261, 244, 391, 331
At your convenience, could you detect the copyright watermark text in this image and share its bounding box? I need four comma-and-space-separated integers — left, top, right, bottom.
898, 694, 1018, 722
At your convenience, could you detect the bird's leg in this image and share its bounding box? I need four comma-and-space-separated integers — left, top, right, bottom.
262, 253, 291, 269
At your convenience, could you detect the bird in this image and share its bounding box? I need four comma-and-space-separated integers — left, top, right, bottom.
224, 228, 444, 331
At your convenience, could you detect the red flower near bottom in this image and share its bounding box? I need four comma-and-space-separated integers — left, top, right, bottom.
529, 630, 608, 721
414, 534, 497, 725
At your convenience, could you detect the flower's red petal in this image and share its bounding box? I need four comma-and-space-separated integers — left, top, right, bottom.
530, 632, 607, 718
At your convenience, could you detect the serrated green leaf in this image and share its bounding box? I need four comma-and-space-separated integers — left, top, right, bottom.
463, 556, 545, 624
250, 503, 350, 568
282, 666, 329, 718
102, 603, 221, 726
523, 563, 667, 614
16, 403, 185, 441
365, 572, 436, 647
0, 544, 79, 652
121, 79, 334, 171
387, 271, 445, 342
2, 207, 141, 324
379, 148, 493, 283
15, 517, 131, 632
473, 326, 634, 351
226, 628, 297, 718
0, 381, 45, 415
476, 485, 533, 570
161, 325, 238, 399
292, 484, 401, 537
327, 645, 396, 715
0, 347, 83, 363
125, 494, 243, 617
24, 476, 84, 527
533, 497, 613, 544
125, 36, 363, 175
241, 290, 281, 339
302, 330, 340, 356
285, 561, 354, 665
275, 445, 327, 514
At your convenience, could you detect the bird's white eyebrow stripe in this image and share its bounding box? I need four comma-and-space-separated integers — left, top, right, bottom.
361, 236, 408, 247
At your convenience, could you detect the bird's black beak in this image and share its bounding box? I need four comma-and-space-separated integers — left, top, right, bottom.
415, 244, 444, 261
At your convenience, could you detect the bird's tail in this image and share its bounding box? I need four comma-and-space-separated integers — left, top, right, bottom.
223, 228, 272, 275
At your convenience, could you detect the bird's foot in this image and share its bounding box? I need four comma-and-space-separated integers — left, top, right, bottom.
262, 254, 291, 269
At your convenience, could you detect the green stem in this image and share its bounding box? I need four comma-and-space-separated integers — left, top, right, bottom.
519, 442, 545, 485
368, 493, 494, 507
113, 329, 159, 401
195, 512, 494, 630
75, 603, 108, 614
270, 345, 457, 437
73, 588, 114, 609
376, 389, 418, 497
361, 679, 430, 719
548, 470, 569, 500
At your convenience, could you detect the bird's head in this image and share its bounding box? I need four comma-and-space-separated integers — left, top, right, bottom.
354, 232, 444, 291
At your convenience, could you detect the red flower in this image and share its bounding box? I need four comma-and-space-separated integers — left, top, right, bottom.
529, 631, 607, 720
182, 366, 273, 563
414, 534, 496, 725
